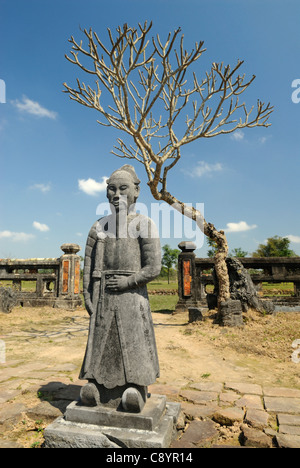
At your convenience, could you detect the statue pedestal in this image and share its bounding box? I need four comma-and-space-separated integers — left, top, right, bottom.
43, 394, 181, 448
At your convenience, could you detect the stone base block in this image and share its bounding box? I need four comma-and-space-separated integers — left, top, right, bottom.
219, 299, 244, 327
43, 394, 181, 449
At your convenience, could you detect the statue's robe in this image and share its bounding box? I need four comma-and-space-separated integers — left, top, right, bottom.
79, 213, 161, 389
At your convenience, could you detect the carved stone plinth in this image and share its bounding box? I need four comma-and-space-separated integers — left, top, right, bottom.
43, 394, 181, 448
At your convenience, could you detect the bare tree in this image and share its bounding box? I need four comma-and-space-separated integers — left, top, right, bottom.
63, 21, 273, 308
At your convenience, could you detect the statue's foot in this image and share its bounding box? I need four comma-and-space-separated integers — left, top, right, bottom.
80, 381, 100, 407
121, 386, 146, 413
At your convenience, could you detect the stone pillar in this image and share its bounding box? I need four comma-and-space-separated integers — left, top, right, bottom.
175, 241, 201, 313
219, 299, 244, 327
294, 282, 300, 297
56, 243, 82, 309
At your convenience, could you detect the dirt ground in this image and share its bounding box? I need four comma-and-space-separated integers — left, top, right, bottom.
1, 305, 300, 389
0, 304, 300, 447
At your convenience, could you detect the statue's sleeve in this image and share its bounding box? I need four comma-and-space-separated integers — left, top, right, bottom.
127, 216, 161, 288
83, 222, 98, 314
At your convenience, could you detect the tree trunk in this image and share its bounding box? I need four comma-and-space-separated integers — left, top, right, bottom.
204, 223, 230, 307
148, 183, 231, 309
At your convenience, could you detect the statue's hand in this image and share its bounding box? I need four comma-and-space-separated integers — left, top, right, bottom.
105, 276, 128, 292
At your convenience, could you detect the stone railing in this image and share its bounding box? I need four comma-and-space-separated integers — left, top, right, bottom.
175, 241, 300, 312
0, 244, 82, 310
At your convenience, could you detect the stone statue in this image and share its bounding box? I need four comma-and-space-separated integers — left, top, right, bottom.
79, 165, 161, 413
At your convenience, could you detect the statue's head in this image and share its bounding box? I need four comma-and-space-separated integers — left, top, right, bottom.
106, 165, 140, 214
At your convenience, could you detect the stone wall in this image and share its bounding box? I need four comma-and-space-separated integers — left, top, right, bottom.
0, 243, 82, 311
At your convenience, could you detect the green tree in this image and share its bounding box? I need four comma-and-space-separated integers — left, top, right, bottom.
162, 245, 180, 283
207, 238, 218, 258
230, 247, 248, 257
253, 236, 297, 257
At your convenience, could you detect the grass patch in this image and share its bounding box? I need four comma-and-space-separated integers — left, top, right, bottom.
149, 294, 178, 313
148, 279, 178, 291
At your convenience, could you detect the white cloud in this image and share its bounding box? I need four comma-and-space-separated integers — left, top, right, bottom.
259, 136, 267, 144
191, 161, 223, 178
33, 221, 50, 232
230, 130, 245, 141
0, 231, 35, 242
29, 183, 51, 193
287, 235, 300, 244
78, 177, 108, 196
224, 221, 257, 233
12, 95, 57, 119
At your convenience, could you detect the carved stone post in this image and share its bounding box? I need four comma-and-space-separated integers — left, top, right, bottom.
175, 241, 201, 313
57, 243, 82, 309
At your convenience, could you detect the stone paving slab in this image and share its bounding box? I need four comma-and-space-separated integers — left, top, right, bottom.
224, 382, 263, 395
235, 394, 264, 410
276, 434, 300, 448
279, 424, 300, 436
264, 396, 300, 414
179, 389, 219, 405
2, 379, 300, 448
263, 387, 300, 398
244, 409, 269, 430
277, 413, 300, 426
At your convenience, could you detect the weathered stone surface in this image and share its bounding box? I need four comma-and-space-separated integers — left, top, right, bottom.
0, 438, 23, 448
148, 384, 179, 399
226, 258, 274, 314
275, 433, 300, 448
244, 409, 269, 430
175, 419, 218, 447
279, 425, 300, 436
44, 412, 174, 448
0, 287, 17, 314
264, 396, 300, 414
170, 439, 194, 448
240, 424, 273, 448
190, 382, 223, 393
65, 394, 167, 431
0, 389, 21, 404
210, 257, 274, 315
263, 386, 300, 398
277, 413, 300, 426
219, 392, 240, 404
225, 382, 263, 395
26, 401, 65, 422
43, 417, 121, 448
235, 394, 264, 410
180, 401, 219, 420
219, 299, 244, 327
212, 407, 245, 426
179, 389, 218, 405
79, 165, 161, 411
0, 403, 26, 425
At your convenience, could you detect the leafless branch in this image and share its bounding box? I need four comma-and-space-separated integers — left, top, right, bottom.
64, 21, 273, 198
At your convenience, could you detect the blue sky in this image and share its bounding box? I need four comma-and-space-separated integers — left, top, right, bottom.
0, 0, 300, 259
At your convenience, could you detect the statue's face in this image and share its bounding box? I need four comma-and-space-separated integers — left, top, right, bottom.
107, 173, 139, 214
